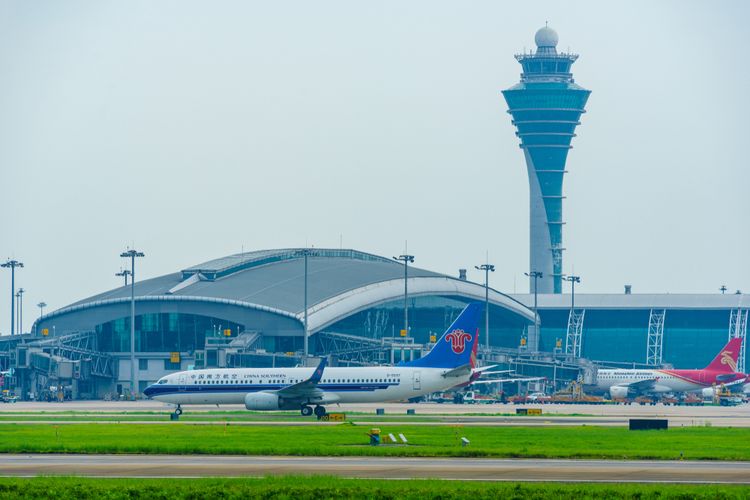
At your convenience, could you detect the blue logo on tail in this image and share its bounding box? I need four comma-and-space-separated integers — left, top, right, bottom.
400, 302, 482, 369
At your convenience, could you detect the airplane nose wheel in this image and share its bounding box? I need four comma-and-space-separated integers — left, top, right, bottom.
314, 405, 327, 418
300, 405, 313, 417
174, 405, 183, 416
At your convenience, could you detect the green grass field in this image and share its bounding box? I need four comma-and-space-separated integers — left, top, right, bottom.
1, 423, 748, 460
0, 476, 748, 499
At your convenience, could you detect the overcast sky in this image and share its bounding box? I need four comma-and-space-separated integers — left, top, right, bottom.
1, 1, 748, 334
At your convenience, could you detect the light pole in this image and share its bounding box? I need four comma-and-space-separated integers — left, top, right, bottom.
393, 254, 415, 337
562, 275, 581, 312
475, 263, 495, 354
16, 288, 24, 335
120, 249, 144, 396
295, 249, 316, 364
1, 259, 23, 336
37, 302, 46, 335
524, 271, 543, 352
720, 285, 727, 294
116, 269, 132, 286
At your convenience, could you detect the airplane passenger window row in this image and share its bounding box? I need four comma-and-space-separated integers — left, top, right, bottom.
193, 377, 400, 385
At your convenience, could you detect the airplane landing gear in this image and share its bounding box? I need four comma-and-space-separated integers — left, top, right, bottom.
314, 405, 327, 418
170, 405, 183, 421
301, 405, 313, 417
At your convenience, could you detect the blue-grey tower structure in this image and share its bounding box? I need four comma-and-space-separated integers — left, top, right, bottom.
502, 26, 590, 294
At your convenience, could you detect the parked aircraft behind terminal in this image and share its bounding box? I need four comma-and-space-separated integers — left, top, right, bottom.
145, 303, 485, 417
596, 338, 746, 399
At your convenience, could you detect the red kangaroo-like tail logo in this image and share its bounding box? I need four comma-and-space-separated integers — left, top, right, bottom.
445, 329, 472, 354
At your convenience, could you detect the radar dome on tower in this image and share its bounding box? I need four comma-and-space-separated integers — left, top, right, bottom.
534, 25, 559, 48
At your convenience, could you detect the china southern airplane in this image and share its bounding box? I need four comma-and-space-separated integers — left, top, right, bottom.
145, 302, 485, 417
595, 338, 746, 399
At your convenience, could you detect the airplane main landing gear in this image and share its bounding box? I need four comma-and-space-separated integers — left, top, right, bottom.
300, 405, 327, 418
170, 405, 183, 420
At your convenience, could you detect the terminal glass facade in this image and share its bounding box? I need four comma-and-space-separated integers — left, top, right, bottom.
324, 295, 529, 347
95, 313, 242, 353
537, 309, 732, 369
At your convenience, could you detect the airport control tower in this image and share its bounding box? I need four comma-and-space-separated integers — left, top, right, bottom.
503, 25, 590, 294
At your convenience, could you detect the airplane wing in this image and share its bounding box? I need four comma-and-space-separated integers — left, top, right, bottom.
611, 378, 658, 397
472, 376, 545, 385
274, 358, 327, 399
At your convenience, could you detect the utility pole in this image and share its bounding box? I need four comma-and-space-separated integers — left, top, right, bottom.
1, 260, 23, 336
393, 254, 415, 337
524, 271, 543, 351
120, 249, 144, 396
475, 263, 495, 354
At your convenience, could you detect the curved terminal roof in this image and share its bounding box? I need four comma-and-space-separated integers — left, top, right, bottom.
511, 293, 750, 310
52, 249, 534, 330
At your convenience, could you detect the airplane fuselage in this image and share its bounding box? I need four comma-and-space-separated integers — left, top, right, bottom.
596, 368, 746, 394
147, 365, 466, 406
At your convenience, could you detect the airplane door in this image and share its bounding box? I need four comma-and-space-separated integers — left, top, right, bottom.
413, 371, 421, 391
178, 374, 187, 392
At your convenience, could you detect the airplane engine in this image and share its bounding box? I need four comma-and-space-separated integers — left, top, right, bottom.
609, 386, 630, 399
244, 392, 281, 410
701, 387, 715, 399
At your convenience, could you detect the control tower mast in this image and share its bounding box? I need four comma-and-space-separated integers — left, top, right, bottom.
502, 25, 590, 294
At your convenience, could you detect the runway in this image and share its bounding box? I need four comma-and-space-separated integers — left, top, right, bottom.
1, 454, 749, 483
2, 401, 749, 427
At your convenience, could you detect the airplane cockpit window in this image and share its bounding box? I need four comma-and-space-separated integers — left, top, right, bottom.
157, 378, 168, 385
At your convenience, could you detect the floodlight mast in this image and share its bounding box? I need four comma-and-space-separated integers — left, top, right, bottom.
475, 263, 495, 354
16, 288, 25, 335
1, 259, 24, 336
393, 255, 415, 337
120, 249, 144, 396
524, 271, 543, 351
116, 269, 132, 286
36, 302, 47, 335
295, 249, 317, 364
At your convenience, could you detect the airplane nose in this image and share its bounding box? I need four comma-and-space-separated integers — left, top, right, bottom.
143, 385, 156, 398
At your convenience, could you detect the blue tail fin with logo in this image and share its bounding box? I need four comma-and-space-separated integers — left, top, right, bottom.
400, 302, 482, 369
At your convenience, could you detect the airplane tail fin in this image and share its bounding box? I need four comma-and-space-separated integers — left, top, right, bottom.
400, 302, 482, 369
706, 337, 743, 373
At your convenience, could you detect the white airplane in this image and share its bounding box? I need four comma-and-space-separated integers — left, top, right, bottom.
595, 338, 746, 399
145, 303, 485, 417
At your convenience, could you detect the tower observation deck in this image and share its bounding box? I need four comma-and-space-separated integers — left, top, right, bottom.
502, 26, 590, 294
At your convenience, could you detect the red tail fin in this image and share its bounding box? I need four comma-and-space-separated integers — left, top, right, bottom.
705, 338, 743, 373
470, 328, 479, 369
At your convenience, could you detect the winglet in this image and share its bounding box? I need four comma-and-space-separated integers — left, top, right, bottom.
308, 357, 327, 384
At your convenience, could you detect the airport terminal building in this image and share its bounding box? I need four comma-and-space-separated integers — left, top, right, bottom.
1, 249, 535, 399
0, 247, 747, 400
